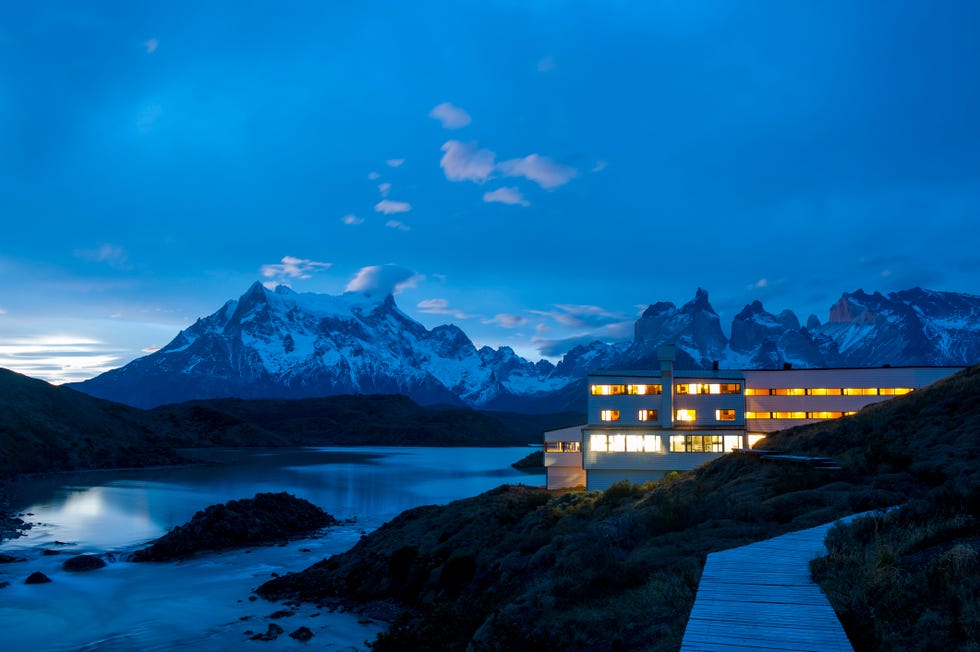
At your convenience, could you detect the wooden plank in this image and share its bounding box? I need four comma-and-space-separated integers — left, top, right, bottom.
678, 516, 866, 652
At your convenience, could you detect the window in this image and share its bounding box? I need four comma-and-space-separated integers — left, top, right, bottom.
745, 387, 769, 396
745, 411, 771, 419
676, 383, 742, 395
600, 409, 620, 422
546, 441, 581, 453
591, 384, 626, 395
608, 434, 626, 452
715, 409, 737, 421
879, 387, 913, 396
627, 383, 662, 395
668, 435, 739, 453
592, 434, 662, 453
773, 411, 806, 419
590, 434, 608, 452
638, 409, 658, 421
676, 409, 696, 422
772, 388, 806, 396
807, 388, 842, 396
843, 387, 878, 396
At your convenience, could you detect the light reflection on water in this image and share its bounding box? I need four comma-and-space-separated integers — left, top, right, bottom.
0, 446, 542, 651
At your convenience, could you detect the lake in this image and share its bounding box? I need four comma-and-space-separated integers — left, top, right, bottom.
0, 447, 542, 650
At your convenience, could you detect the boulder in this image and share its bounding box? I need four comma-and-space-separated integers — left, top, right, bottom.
289, 626, 314, 642
25, 571, 51, 584
132, 492, 337, 562
250, 623, 284, 641
0, 553, 25, 563
63, 554, 107, 572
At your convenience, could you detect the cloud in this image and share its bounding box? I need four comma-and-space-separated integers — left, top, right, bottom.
498, 154, 576, 189
375, 199, 412, 215
260, 256, 332, 286
0, 335, 120, 385
386, 158, 405, 167
537, 56, 556, 73
367, 171, 380, 180
342, 214, 364, 225
532, 320, 633, 357
74, 243, 131, 269
531, 304, 626, 329
429, 102, 472, 129
483, 186, 530, 207
440, 140, 496, 184
385, 220, 411, 231
345, 264, 420, 297
592, 160, 608, 172
378, 182, 392, 197
485, 313, 528, 328
0, 308, 6, 315
416, 298, 474, 320
143, 38, 158, 54
747, 278, 769, 290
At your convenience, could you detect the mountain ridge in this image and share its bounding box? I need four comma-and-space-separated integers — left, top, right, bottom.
71, 284, 980, 411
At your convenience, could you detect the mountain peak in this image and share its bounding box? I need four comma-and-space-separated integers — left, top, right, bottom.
680, 287, 716, 315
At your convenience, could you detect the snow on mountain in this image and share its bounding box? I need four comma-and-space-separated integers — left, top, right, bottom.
71, 283, 980, 413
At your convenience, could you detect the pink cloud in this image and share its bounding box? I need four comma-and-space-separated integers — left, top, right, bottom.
440, 140, 495, 183
483, 186, 530, 207
429, 102, 472, 129
375, 199, 412, 215
498, 153, 576, 189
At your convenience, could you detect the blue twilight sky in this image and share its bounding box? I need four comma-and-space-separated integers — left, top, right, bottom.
1, 1, 979, 384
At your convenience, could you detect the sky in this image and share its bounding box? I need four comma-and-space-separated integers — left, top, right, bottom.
1, 1, 979, 384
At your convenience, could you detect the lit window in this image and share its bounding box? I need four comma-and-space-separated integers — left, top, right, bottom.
808, 411, 844, 419
609, 434, 626, 452
676, 409, 696, 422
748, 434, 766, 447
590, 434, 608, 452
638, 409, 658, 421
591, 384, 626, 396
843, 411, 857, 416
600, 409, 620, 422
644, 434, 662, 452
843, 388, 878, 396
679, 382, 742, 394
563, 441, 581, 453
879, 387, 913, 396
724, 435, 742, 452
745, 388, 770, 396
773, 411, 806, 419
545, 442, 562, 452
715, 409, 737, 421
628, 384, 662, 395
773, 388, 806, 396
745, 411, 771, 419
626, 435, 645, 452
676, 383, 693, 394
808, 388, 843, 396
669, 435, 686, 452
718, 383, 742, 394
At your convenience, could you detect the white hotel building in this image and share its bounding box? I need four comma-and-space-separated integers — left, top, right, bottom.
544, 345, 961, 490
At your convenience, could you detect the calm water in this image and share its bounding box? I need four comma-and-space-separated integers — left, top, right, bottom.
0, 447, 541, 650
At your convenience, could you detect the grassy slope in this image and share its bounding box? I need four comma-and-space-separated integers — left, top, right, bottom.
259, 365, 980, 652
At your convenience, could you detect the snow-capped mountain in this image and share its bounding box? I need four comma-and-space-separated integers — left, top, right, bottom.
72, 282, 573, 410
71, 284, 980, 412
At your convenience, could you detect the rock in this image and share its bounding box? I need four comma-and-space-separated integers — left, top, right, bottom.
289, 626, 314, 642
249, 623, 284, 641
63, 554, 107, 572
25, 571, 52, 584
0, 581, 10, 589
42, 549, 60, 556
268, 609, 295, 619
0, 553, 26, 563
132, 492, 337, 562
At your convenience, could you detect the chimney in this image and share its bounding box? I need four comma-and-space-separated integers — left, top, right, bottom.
658, 345, 676, 427
712, 360, 719, 371
783, 362, 793, 370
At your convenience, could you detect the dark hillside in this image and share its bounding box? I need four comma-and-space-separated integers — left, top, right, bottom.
259, 365, 980, 651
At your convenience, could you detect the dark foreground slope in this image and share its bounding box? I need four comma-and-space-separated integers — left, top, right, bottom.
259, 365, 980, 652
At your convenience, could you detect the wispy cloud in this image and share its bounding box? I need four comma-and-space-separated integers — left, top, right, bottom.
484, 313, 528, 328
378, 182, 392, 197
375, 199, 412, 215
260, 256, 332, 287
440, 140, 495, 183
0, 308, 7, 316
0, 335, 121, 385
498, 154, 576, 189
747, 278, 769, 290
483, 186, 530, 207
386, 158, 405, 167
345, 264, 421, 297
74, 243, 131, 270
592, 160, 608, 172
386, 220, 411, 231
531, 304, 626, 329
342, 214, 364, 225
429, 102, 472, 129
536, 56, 556, 73
367, 171, 380, 180
417, 298, 475, 320
143, 38, 158, 54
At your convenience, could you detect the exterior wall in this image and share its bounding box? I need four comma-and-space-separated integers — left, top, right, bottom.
544, 424, 585, 490
743, 367, 962, 436
587, 469, 669, 491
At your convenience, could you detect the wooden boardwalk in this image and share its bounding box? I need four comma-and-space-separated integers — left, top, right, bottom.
679, 517, 861, 652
